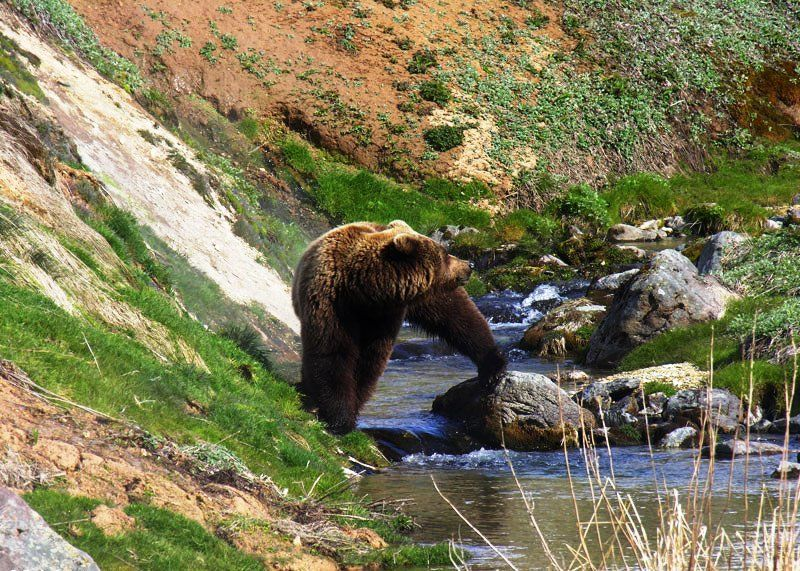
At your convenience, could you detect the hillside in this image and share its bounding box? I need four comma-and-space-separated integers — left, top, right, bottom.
54, 0, 800, 194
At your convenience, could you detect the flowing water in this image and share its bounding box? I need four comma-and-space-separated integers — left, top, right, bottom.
356, 282, 793, 570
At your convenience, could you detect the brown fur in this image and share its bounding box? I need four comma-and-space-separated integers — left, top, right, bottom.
292, 220, 506, 434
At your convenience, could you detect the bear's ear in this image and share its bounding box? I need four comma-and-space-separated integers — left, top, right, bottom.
390, 233, 420, 256
388, 220, 412, 231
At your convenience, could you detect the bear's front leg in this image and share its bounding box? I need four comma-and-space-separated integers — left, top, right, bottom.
406, 287, 507, 384
300, 350, 360, 434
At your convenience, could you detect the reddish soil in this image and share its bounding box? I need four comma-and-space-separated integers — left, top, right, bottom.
68, 0, 565, 182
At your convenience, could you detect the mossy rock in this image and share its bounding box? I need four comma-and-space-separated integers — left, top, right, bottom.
520, 298, 605, 359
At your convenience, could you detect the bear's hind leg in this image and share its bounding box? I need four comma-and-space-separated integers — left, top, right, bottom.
301, 351, 359, 434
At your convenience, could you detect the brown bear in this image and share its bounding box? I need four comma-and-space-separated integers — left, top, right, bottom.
292, 220, 506, 434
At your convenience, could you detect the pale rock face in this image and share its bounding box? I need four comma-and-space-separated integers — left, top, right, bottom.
696, 231, 747, 275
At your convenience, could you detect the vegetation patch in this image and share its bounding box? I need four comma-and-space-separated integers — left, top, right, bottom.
10, 0, 143, 92
423, 124, 467, 152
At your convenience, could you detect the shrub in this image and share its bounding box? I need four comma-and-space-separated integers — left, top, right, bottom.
499, 210, 559, 242
554, 185, 610, 228
418, 80, 451, 105
683, 203, 726, 235
423, 125, 466, 152
407, 49, 437, 74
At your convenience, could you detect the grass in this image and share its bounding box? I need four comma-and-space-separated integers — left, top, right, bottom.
603, 143, 800, 232
278, 136, 490, 233
10, 0, 143, 92
24, 490, 264, 570
0, 33, 45, 100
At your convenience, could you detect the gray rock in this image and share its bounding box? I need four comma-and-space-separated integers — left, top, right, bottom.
429, 225, 478, 248
765, 219, 783, 231
576, 377, 642, 404
585, 250, 736, 367
663, 388, 743, 434
606, 395, 639, 428
0, 486, 99, 570
638, 219, 661, 231
539, 254, 568, 267
770, 414, 800, 434
589, 269, 640, 294
642, 392, 668, 416
432, 371, 596, 451
787, 205, 800, 226
772, 461, 800, 479
608, 224, 659, 242
696, 231, 748, 275
659, 426, 698, 448
614, 245, 647, 259
702, 439, 784, 460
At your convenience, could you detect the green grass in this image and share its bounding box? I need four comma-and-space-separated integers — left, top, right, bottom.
10, 0, 142, 92
0, 276, 379, 498
603, 143, 800, 232
619, 298, 791, 405
279, 136, 490, 233
24, 490, 264, 570
0, 33, 45, 100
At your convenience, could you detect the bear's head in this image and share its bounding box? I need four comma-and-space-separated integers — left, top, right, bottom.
381, 220, 472, 300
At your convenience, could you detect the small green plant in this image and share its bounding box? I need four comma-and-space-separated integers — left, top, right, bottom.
407, 48, 437, 73
337, 24, 357, 52
199, 41, 218, 63
423, 124, 466, 152
220, 33, 238, 50
237, 117, 261, 140
643, 381, 678, 397
525, 8, 550, 29
418, 79, 451, 105
219, 322, 274, 372
217, 5, 233, 14
554, 185, 610, 228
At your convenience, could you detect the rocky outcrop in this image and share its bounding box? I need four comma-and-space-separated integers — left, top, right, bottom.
585, 250, 736, 367
519, 298, 605, 359
659, 426, 697, 448
432, 371, 596, 451
0, 486, 100, 570
696, 231, 747, 275
429, 225, 478, 249
663, 388, 743, 434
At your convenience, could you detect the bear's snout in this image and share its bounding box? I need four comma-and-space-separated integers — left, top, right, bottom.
448, 255, 472, 286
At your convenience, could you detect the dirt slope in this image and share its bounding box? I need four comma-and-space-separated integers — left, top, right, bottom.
0, 7, 300, 337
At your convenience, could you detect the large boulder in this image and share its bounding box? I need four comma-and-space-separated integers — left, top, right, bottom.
663, 388, 743, 433
0, 486, 99, 570
519, 298, 605, 359
696, 231, 747, 275
584, 250, 735, 367
432, 371, 596, 451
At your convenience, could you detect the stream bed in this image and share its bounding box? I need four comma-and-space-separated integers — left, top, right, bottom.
356, 284, 790, 570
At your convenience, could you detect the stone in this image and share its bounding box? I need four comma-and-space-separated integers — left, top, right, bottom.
576, 377, 642, 404
772, 461, 800, 479
659, 426, 698, 448
429, 225, 478, 248
519, 298, 605, 359
584, 250, 736, 367
769, 414, 800, 434
664, 216, 687, 233
765, 219, 783, 231
787, 205, 800, 226
605, 395, 639, 428
696, 231, 747, 275
663, 388, 743, 434
614, 245, 647, 259
638, 219, 661, 231
432, 371, 596, 451
608, 224, 659, 242
538, 254, 568, 267
0, 486, 99, 570
588, 269, 640, 295
702, 439, 784, 460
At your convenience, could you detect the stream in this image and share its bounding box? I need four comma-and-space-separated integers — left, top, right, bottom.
356, 281, 791, 570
